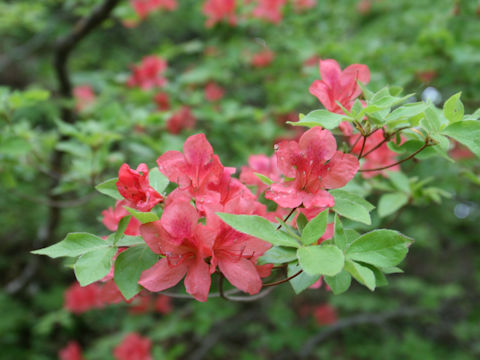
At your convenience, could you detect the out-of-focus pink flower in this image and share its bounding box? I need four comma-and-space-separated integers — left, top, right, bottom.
252, 0, 286, 24
449, 141, 474, 160
131, 0, 177, 19
59, 341, 84, 360
313, 304, 338, 325
204, 81, 225, 102
293, 0, 316, 12
113, 333, 152, 360
304, 55, 321, 67
356, 0, 372, 14
64, 282, 103, 314
127, 56, 167, 90
116, 163, 163, 212
203, 0, 236, 27
73, 85, 96, 112
416, 70, 437, 84
240, 154, 281, 195
166, 106, 196, 134
250, 49, 275, 68
154, 295, 172, 314
102, 200, 141, 236
154, 92, 170, 111
265, 127, 359, 210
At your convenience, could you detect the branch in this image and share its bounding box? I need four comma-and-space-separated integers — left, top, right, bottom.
361, 127, 409, 159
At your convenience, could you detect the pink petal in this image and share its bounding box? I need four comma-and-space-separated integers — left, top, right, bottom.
309, 80, 335, 111
299, 127, 337, 163
157, 150, 189, 186
320, 151, 359, 189
160, 202, 198, 241
319, 59, 342, 87
275, 140, 301, 178
184, 257, 211, 302
302, 190, 335, 209
140, 221, 168, 254
265, 183, 304, 208
183, 133, 214, 167
219, 257, 262, 295
139, 258, 187, 292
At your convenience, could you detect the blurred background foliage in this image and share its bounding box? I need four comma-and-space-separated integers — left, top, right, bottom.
0, 0, 479, 358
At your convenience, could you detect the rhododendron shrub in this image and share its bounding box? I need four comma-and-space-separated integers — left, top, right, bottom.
33, 58, 480, 305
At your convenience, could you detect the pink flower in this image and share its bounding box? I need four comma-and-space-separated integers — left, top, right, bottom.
240, 154, 281, 195
350, 130, 400, 178
154, 92, 170, 111
154, 295, 172, 314
202, 0, 236, 27
64, 282, 103, 314
252, 0, 286, 24
130, 0, 177, 18
204, 81, 225, 102
73, 85, 96, 112
99, 280, 128, 305
309, 58, 370, 114
166, 106, 196, 134
102, 200, 141, 236
139, 202, 213, 301
116, 163, 163, 212
113, 333, 152, 360
59, 341, 84, 360
127, 56, 167, 90
293, 0, 316, 12
265, 127, 359, 210
156, 133, 224, 203
313, 304, 338, 325
449, 141, 474, 160
250, 49, 275, 68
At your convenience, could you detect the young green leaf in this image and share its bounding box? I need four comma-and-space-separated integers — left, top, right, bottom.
377, 193, 409, 217
254, 173, 274, 186
324, 269, 352, 295
74, 247, 116, 286
296, 213, 308, 234
258, 246, 297, 265
287, 109, 347, 129
115, 236, 145, 247
443, 92, 464, 123
301, 210, 328, 245
287, 262, 321, 294
442, 120, 480, 158
31, 233, 108, 258
115, 215, 132, 244
125, 207, 159, 224
149, 167, 169, 194
344, 260, 376, 291
330, 190, 374, 225
114, 245, 158, 300
333, 214, 348, 251
95, 178, 122, 200
297, 244, 345, 276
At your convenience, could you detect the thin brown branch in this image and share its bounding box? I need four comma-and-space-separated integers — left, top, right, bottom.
361, 127, 409, 159
276, 206, 298, 230
262, 269, 303, 287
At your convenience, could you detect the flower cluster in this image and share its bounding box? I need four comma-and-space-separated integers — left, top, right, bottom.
127, 55, 168, 90
130, 0, 177, 19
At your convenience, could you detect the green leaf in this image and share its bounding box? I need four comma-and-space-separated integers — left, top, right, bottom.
421, 105, 442, 133
149, 167, 169, 194
125, 207, 159, 224
366, 264, 388, 287
258, 246, 297, 265
114, 245, 158, 300
254, 173, 274, 186
344, 260, 376, 291
115, 236, 145, 247
377, 193, 409, 217
443, 92, 464, 123
74, 247, 116, 286
346, 229, 412, 267
324, 269, 352, 295
216, 213, 299, 247
442, 120, 480, 158
115, 216, 132, 244
287, 262, 321, 294
387, 171, 411, 194
95, 178, 122, 200
386, 102, 427, 122
297, 245, 345, 276
288, 110, 347, 129
330, 190, 374, 225
32, 233, 108, 258
301, 210, 328, 245
296, 213, 308, 234
333, 214, 348, 251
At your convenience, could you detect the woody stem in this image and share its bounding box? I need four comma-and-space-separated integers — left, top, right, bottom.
262, 270, 303, 287
276, 207, 298, 230
360, 127, 409, 159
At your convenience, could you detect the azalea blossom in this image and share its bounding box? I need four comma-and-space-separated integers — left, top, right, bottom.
252, 0, 286, 24
101, 200, 141, 235
116, 163, 163, 212
113, 333, 152, 360
154, 92, 170, 111
64, 282, 103, 314
166, 106, 196, 134
265, 127, 359, 210
73, 85, 96, 112
293, 0, 316, 12
240, 154, 281, 195
130, 0, 177, 19
309, 58, 370, 114
204, 81, 225, 102
202, 0, 236, 27
313, 304, 338, 325
127, 55, 167, 90
59, 341, 84, 360
250, 49, 275, 68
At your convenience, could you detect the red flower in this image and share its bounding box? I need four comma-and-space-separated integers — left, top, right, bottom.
204, 81, 225, 102
265, 127, 359, 210
154, 92, 170, 111
64, 282, 103, 314
166, 106, 196, 134
250, 49, 275, 68
350, 130, 400, 178
116, 163, 163, 212
130, 0, 177, 18
59, 341, 84, 360
356, 0, 372, 14
73, 85, 96, 112
202, 0, 236, 27
313, 304, 338, 325
139, 202, 213, 301
309, 58, 370, 114
449, 141, 474, 160
113, 333, 152, 360
240, 154, 281, 195
102, 200, 141, 235
293, 0, 316, 12
154, 295, 172, 314
99, 280, 128, 305
156, 133, 224, 202
127, 56, 167, 90
252, 0, 286, 24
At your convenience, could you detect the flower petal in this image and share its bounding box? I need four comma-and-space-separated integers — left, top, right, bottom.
139, 258, 187, 292
219, 257, 262, 295
320, 151, 359, 189
184, 257, 211, 302
299, 127, 337, 163
183, 133, 214, 167
265, 183, 304, 208
161, 202, 199, 241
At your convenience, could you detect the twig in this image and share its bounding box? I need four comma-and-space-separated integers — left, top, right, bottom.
361, 127, 409, 159
276, 207, 298, 230
263, 269, 303, 287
